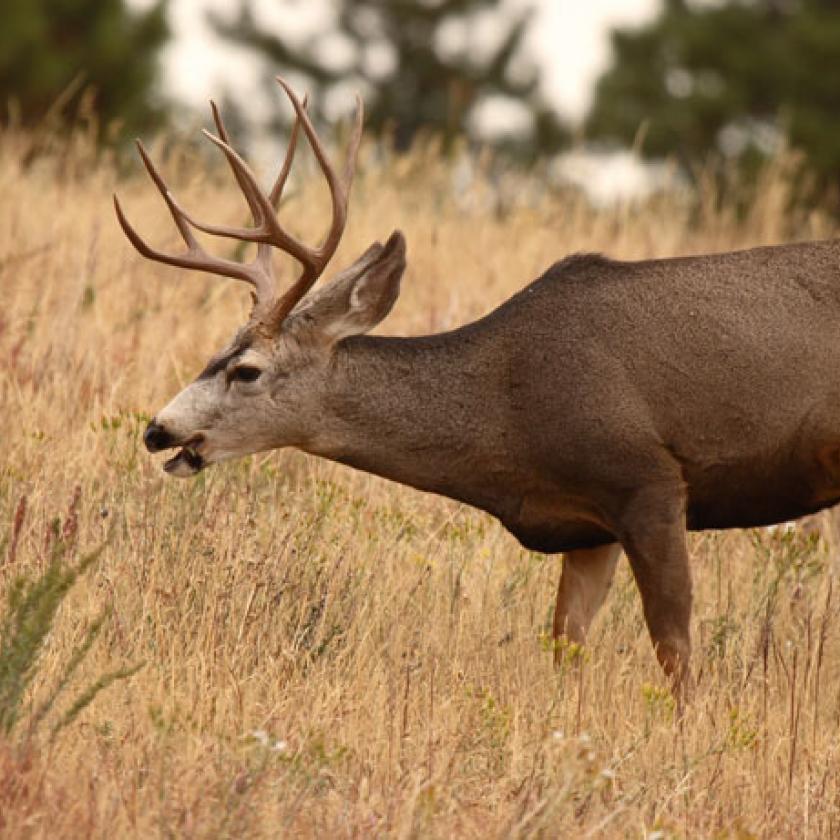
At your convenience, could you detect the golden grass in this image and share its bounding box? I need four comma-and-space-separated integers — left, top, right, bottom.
2, 130, 840, 837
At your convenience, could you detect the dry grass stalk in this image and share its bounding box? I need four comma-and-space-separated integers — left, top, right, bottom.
1, 127, 840, 837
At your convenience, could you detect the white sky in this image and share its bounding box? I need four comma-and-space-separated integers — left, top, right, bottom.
145, 0, 660, 123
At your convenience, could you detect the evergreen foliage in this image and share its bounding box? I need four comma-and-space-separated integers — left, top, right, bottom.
210, 0, 568, 156
0, 0, 169, 139
0, 509, 142, 740
587, 0, 840, 187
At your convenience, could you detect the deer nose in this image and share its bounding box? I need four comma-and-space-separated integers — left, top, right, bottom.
143, 420, 175, 453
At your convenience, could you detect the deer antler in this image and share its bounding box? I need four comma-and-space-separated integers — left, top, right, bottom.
114, 77, 364, 329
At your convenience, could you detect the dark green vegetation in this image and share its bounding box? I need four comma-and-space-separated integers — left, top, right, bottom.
211, 0, 568, 156
589, 0, 840, 194
0, 494, 142, 740
0, 0, 168, 140
1, 127, 840, 835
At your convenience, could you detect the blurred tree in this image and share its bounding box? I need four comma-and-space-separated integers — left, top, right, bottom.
587, 0, 840, 188
0, 0, 169, 140
210, 0, 568, 158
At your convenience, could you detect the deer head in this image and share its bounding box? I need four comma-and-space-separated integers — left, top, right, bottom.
115, 78, 406, 477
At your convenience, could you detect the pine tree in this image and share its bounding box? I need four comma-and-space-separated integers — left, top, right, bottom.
586, 0, 840, 188
0, 0, 169, 140
210, 0, 567, 157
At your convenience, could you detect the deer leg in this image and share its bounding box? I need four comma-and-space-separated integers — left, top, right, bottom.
553, 543, 622, 662
617, 484, 693, 695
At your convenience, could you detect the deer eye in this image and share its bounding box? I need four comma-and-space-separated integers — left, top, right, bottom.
229, 365, 262, 383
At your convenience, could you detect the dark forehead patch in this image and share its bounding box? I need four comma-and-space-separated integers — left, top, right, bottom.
197, 338, 252, 380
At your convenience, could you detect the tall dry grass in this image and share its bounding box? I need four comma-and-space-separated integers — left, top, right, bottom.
2, 127, 840, 838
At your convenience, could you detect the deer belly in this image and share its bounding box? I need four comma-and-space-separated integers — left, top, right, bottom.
503, 494, 615, 554
684, 446, 840, 530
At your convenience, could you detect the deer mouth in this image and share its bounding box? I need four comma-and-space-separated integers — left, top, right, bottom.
163, 436, 206, 478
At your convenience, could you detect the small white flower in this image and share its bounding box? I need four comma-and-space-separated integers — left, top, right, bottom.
249, 729, 270, 747
247, 730, 287, 752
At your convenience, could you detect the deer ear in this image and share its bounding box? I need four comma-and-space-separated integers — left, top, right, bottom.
296, 231, 407, 343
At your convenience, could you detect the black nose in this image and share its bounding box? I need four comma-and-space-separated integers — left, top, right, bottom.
143, 420, 175, 453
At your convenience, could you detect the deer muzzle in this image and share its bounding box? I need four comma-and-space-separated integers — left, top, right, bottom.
143, 420, 175, 452
144, 420, 206, 477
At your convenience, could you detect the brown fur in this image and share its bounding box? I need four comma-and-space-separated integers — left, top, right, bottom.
302, 238, 840, 691
146, 234, 840, 694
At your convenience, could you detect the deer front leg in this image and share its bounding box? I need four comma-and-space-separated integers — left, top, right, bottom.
553, 543, 622, 663
617, 484, 693, 696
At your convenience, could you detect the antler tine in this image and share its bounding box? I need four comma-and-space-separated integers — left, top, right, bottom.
207, 95, 311, 311
181, 130, 313, 265
177, 95, 311, 240
265, 79, 364, 327
116, 80, 364, 331
209, 95, 308, 213
209, 100, 263, 225
191, 96, 314, 264
274, 78, 363, 260
114, 141, 270, 293
269, 93, 309, 208
136, 140, 201, 252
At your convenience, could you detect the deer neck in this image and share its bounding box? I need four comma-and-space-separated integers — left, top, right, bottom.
305, 333, 505, 511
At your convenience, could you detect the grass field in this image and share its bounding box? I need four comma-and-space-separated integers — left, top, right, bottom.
2, 129, 840, 837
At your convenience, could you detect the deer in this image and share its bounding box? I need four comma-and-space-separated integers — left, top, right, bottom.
115, 77, 840, 697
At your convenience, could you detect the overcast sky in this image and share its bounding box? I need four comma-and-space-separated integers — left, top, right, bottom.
150, 0, 659, 123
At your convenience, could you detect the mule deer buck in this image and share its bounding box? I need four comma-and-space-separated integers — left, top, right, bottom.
116, 78, 840, 694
